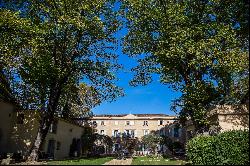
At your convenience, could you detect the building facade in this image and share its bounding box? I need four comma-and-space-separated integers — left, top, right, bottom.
0, 102, 85, 160
184, 104, 249, 141
89, 114, 182, 140
88, 113, 185, 154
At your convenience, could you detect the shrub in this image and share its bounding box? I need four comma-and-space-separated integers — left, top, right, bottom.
186, 130, 249, 165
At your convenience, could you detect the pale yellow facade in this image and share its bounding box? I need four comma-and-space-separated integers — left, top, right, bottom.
184, 104, 249, 141
208, 104, 249, 132
0, 102, 84, 160
89, 114, 183, 141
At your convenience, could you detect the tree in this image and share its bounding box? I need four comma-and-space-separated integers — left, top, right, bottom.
1, 0, 123, 161
81, 126, 113, 155
120, 133, 139, 155
59, 83, 101, 120
122, 0, 249, 132
141, 132, 163, 156
0, 9, 35, 105
81, 126, 96, 155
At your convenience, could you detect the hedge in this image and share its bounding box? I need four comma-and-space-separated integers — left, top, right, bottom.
186, 130, 249, 165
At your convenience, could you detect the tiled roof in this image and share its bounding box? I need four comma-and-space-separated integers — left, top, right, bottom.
134, 114, 171, 117
93, 113, 175, 117
93, 114, 127, 117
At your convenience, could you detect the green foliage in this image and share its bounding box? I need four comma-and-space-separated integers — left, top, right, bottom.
122, 0, 249, 131
186, 130, 249, 165
1, 0, 123, 111
142, 132, 163, 154
1, 0, 123, 160
0, 9, 35, 104
81, 126, 113, 154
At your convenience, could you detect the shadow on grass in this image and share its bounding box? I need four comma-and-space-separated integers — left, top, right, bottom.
46, 156, 113, 162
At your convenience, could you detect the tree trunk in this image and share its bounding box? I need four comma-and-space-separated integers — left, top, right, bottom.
28, 83, 62, 161
28, 113, 52, 161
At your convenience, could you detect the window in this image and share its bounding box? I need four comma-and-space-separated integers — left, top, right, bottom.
159, 120, 163, 125
69, 128, 73, 132
100, 130, 105, 135
144, 130, 149, 136
113, 130, 119, 137
125, 130, 130, 136
143, 121, 148, 126
17, 113, 24, 124
101, 121, 105, 126
49, 120, 58, 134
131, 130, 135, 138
92, 121, 97, 127
115, 121, 118, 125
126, 121, 130, 126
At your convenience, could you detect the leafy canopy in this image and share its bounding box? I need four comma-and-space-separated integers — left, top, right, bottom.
122, 0, 249, 130
0, 0, 124, 114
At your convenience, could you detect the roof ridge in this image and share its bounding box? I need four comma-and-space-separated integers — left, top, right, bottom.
93, 113, 176, 117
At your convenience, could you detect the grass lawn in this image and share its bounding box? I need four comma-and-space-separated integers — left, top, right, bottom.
46, 157, 114, 165
132, 156, 186, 165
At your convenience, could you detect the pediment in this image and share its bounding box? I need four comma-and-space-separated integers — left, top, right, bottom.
124, 114, 137, 119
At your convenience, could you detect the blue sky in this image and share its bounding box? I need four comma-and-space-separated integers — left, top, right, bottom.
1, 1, 182, 116
93, 2, 182, 116
92, 25, 182, 116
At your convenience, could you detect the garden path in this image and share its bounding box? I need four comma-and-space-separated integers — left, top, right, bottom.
103, 158, 132, 165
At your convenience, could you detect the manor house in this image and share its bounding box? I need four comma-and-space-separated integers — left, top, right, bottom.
89, 113, 184, 142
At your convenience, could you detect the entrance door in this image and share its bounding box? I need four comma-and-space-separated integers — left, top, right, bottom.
47, 139, 55, 159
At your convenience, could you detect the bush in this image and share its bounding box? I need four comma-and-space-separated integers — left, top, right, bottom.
186, 130, 249, 165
